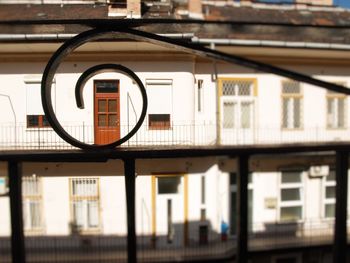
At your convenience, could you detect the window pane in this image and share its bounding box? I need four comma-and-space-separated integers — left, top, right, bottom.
282, 81, 300, 94
281, 171, 302, 183
72, 179, 97, 196
293, 98, 301, 128
222, 81, 236, 96
30, 201, 41, 228
241, 102, 251, 129
27, 115, 39, 127
327, 98, 335, 128
109, 114, 117, 127
158, 177, 180, 194
338, 98, 345, 128
281, 206, 302, 221
88, 201, 99, 228
98, 100, 107, 112
98, 114, 107, 126
237, 82, 252, 96
96, 81, 118, 93
42, 115, 50, 127
223, 102, 235, 128
73, 201, 84, 227
248, 189, 253, 232
149, 114, 171, 130
282, 98, 289, 128
108, 99, 117, 112
326, 186, 335, 199
325, 203, 335, 218
281, 188, 301, 201
327, 170, 335, 181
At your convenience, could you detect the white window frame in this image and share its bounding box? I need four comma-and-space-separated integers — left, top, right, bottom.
323, 169, 336, 219
70, 178, 100, 233
278, 170, 304, 222
220, 78, 256, 130
24, 76, 55, 130
326, 91, 347, 129
281, 81, 303, 130
145, 79, 173, 130
22, 175, 43, 233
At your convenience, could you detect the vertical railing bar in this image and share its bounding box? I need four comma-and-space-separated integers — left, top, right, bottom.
9, 161, 26, 263
237, 154, 249, 263
124, 158, 137, 263
333, 150, 348, 263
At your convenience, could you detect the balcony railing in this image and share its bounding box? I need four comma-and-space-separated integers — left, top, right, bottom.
1, 122, 350, 150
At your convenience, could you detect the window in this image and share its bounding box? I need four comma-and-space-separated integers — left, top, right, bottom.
27, 115, 50, 128
70, 178, 100, 232
22, 175, 43, 232
158, 176, 180, 194
324, 169, 336, 218
229, 173, 253, 235
327, 90, 346, 129
221, 79, 255, 129
197, 79, 204, 112
146, 79, 172, 130
282, 81, 302, 129
25, 78, 54, 128
279, 170, 303, 221
148, 114, 171, 130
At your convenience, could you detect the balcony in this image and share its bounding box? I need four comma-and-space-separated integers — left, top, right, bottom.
0, 122, 349, 150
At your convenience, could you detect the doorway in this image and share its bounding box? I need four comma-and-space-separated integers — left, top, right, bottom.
94, 80, 120, 145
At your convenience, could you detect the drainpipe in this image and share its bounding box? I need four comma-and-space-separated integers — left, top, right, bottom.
0, 94, 17, 146
209, 43, 220, 145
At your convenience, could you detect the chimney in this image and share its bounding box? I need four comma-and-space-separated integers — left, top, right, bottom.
127, 0, 141, 18
188, 0, 203, 19
295, 0, 332, 6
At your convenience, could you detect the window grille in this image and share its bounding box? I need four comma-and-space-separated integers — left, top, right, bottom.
70, 178, 100, 232
22, 176, 42, 231
222, 80, 253, 96
221, 79, 255, 130
282, 81, 302, 129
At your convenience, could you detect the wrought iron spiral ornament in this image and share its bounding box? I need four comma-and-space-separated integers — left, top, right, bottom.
41, 29, 148, 150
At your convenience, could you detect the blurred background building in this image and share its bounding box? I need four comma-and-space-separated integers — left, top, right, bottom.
0, 0, 349, 262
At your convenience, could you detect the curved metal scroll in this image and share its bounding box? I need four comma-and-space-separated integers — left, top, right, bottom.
41, 29, 148, 150
42, 27, 350, 150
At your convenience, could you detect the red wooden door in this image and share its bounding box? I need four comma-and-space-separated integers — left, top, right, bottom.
94, 80, 120, 145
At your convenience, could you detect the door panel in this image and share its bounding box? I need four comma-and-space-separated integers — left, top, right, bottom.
94, 80, 120, 145
156, 176, 184, 248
